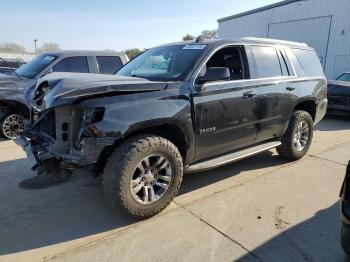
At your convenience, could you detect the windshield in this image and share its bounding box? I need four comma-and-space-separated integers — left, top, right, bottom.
116, 45, 206, 81
15, 54, 57, 79
337, 73, 350, 82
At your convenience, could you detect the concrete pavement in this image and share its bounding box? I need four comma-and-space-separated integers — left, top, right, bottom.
0, 117, 350, 262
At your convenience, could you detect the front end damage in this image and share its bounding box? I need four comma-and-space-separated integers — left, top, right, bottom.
16, 105, 111, 176
15, 73, 170, 177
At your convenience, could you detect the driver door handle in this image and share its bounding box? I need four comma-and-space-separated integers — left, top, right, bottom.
243, 91, 256, 98
286, 87, 296, 91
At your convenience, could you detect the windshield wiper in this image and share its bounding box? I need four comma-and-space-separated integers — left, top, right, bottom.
0, 57, 22, 80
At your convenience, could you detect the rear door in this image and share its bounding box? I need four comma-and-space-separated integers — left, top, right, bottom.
247, 45, 299, 143
96, 56, 124, 74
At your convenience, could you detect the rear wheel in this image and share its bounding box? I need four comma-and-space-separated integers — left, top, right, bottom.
0, 113, 25, 139
103, 135, 183, 218
277, 110, 313, 161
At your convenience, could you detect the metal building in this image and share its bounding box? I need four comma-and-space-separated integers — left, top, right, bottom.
218, 0, 350, 79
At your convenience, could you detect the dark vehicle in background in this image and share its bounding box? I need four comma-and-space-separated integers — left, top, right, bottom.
327, 72, 350, 116
16, 37, 327, 218
0, 51, 128, 139
0, 59, 26, 74
340, 161, 350, 256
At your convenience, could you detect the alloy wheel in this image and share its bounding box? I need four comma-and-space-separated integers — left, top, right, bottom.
293, 120, 310, 152
2, 114, 25, 139
130, 154, 173, 205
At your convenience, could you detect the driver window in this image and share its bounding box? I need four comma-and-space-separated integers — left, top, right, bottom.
201, 47, 247, 81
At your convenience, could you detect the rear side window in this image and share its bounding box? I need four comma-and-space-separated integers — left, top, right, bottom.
251, 46, 282, 78
52, 56, 89, 73
97, 56, 123, 74
292, 49, 324, 77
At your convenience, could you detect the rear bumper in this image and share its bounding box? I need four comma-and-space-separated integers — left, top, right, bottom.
314, 98, 328, 125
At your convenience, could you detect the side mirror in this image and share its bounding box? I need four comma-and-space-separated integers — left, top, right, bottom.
197, 67, 230, 84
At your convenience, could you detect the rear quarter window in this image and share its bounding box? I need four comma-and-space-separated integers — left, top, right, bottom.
292, 49, 324, 77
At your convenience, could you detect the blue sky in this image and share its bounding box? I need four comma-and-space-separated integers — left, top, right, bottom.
0, 0, 278, 52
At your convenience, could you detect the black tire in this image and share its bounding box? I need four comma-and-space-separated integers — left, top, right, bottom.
277, 110, 314, 161
342, 224, 350, 256
0, 109, 9, 139
102, 135, 183, 218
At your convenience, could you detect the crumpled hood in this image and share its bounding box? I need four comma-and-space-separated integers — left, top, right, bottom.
32, 73, 169, 109
0, 73, 34, 90
328, 80, 350, 97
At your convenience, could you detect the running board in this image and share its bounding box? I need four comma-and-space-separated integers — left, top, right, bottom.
185, 141, 281, 173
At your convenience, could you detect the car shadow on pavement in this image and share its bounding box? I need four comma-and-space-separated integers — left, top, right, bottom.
179, 150, 288, 196
0, 151, 287, 256
236, 203, 348, 262
316, 116, 350, 132
0, 158, 139, 256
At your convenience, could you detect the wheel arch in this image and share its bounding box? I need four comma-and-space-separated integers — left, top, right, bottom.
294, 99, 316, 121
0, 100, 30, 118
94, 122, 193, 175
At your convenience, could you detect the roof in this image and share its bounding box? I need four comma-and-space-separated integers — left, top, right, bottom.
157, 37, 310, 49
41, 50, 125, 57
218, 0, 303, 22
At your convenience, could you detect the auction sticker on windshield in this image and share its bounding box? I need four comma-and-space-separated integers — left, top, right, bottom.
183, 45, 207, 50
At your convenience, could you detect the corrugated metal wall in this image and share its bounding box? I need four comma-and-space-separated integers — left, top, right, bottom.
218, 0, 350, 79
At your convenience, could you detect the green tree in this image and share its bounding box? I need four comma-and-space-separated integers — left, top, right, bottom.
123, 48, 144, 60
182, 34, 195, 41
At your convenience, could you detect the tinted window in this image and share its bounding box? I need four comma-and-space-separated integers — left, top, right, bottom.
117, 45, 205, 81
97, 56, 123, 74
52, 56, 89, 73
251, 46, 282, 78
337, 73, 350, 82
15, 55, 56, 79
203, 47, 246, 80
292, 49, 324, 77
285, 48, 304, 76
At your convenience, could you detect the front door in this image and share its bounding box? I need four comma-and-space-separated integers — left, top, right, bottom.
192, 46, 257, 161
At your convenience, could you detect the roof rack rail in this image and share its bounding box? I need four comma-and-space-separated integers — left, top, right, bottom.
195, 35, 206, 43
240, 37, 308, 47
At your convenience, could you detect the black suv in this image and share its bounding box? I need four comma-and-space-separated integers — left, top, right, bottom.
16, 37, 327, 218
0, 51, 128, 139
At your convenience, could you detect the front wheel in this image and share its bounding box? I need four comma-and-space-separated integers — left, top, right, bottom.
103, 135, 183, 218
0, 113, 25, 139
277, 110, 314, 161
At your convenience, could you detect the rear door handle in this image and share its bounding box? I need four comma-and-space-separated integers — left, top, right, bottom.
286, 87, 296, 91
243, 91, 256, 98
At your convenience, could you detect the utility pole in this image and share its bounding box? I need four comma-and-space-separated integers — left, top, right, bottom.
34, 39, 38, 56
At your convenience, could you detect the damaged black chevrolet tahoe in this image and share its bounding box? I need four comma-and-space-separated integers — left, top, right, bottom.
16, 38, 328, 218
